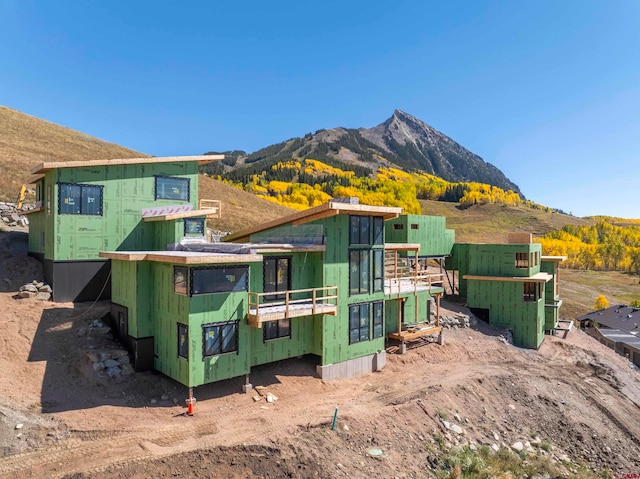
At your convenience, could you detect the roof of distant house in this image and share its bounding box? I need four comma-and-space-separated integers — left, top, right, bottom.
577, 305, 640, 334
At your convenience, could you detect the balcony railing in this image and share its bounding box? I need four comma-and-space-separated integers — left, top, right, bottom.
199, 199, 221, 218
384, 273, 445, 296
247, 286, 338, 327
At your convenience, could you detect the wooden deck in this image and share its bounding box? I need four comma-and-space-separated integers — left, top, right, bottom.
387, 325, 442, 342
247, 286, 338, 327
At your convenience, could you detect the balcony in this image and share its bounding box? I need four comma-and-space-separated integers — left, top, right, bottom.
384, 250, 444, 295
247, 286, 338, 327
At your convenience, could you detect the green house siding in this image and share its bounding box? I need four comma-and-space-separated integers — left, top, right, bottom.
540, 260, 560, 330
385, 215, 455, 257
467, 280, 545, 349
48, 162, 198, 261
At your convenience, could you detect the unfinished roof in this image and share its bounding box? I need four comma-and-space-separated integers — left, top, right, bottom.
99, 250, 262, 265
143, 209, 216, 222
30, 155, 224, 175
462, 272, 553, 283
541, 255, 568, 262
225, 200, 403, 243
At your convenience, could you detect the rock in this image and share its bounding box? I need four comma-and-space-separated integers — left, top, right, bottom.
78, 328, 88, 337
511, 441, 524, 452
87, 352, 100, 363
15, 423, 23, 430
491, 444, 500, 452
508, 404, 516, 410
117, 355, 130, 365
266, 392, 278, 403
530, 437, 542, 446
92, 361, 105, 371
18, 291, 36, 299
343, 424, 350, 431
35, 292, 51, 301
526, 446, 536, 454
252, 395, 261, 402
150, 398, 157, 404
99, 352, 111, 362
161, 394, 169, 401
37, 284, 52, 293
21, 284, 38, 293
493, 431, 500, 441
104, 359, 119, 368
441, 420, 451, 430
105, 367, 121, 378
112, 349, 129, 359
451, 424, 464, 435
120, 364, 134, 375
454, 413, 462, 422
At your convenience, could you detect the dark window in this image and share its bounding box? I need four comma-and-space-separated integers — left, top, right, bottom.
191, 266, 248, 295
263, 318, 291, 341
350, 215, 371, 245
203, 320, 239, 357
58, 183, 103, 215
184, 217, 205, 235
349, 303, 370, 344
373, 249, 384, 292
515, 252, 529, 269
264, 257, 291, 301
411, 224, 419, 230
373, 217, 384, 245
523, 282, 540, 302
373, 301, 384, 338
174, 267, 188, 295
393, 223, 404, 230
349, 250, 369, 295
178, 323, 188, 359
155, 176, 190, 201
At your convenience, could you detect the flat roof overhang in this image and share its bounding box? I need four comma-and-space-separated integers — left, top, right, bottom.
99, 250, 263, 265
462, 272, 553, 283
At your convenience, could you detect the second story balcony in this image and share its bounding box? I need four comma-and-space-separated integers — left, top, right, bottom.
247, 286, 338, 327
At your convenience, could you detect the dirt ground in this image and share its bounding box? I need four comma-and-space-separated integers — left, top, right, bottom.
1, 228, 640, 478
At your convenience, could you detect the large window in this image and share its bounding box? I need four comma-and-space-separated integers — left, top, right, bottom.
373, 249, 384, 292
264, 257, 291, 301
178, 323, 189, 359
203, 320, 239, 357
174, 267, 188, 295
350, 216, 371, 245
349, 250, 369, 295
349, 303, 370, 344
515, 252, 529, 269
263, 318, 291, 341
523, 282, 541, 302
58, 183, 103, 215
155, 175, 190, 201
191, 266, 248, 295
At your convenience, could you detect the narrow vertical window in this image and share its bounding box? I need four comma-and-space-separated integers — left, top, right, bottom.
178, 323, 189, 359
373, 249, 384, 292
373, 301, 384, 338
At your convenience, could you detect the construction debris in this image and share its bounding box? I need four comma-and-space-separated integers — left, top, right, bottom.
18, 281, 52, 301
0, 201, 34, 227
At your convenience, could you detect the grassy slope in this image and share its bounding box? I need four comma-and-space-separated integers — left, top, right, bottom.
0, 106, 294, 229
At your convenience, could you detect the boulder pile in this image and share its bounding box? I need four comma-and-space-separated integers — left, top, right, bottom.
18, 281, 52, 300
0, 201, 34, 227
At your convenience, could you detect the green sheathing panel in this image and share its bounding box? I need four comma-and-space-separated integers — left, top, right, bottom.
110, 260, 138, 334
27, 211, 46, 255
465, 244, 541, 278
249, 252, 323, 367
447, 244, 471, 298
151, 219, 197, 250
384, 215, 455, 257
385, 300, 400, 335
540, 260, 560, 330
51, 162, 198, 260
467, 280, 545, 349
318, 215, 386, 366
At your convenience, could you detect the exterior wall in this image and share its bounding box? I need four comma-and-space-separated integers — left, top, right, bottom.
385, 215, 455, 257
248, 252, 323, 367
467, 279, 545, 349
318, 214, 386, 367
48, 162, 199, 261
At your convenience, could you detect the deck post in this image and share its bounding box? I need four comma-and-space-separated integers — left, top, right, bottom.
242, 373, 253, 393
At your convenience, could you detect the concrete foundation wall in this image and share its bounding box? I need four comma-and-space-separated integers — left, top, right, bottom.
316, 350, 386, 382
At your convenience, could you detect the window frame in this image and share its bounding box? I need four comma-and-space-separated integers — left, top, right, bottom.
263, 256, 292, 302
184, 217, 205, 236
202, 320, 239, 357
372, 249, 384, 293
372, 217, 384, 245
349, 215, 371, 245
349, 249, 369, 296
349, 303, 371, 345
263, 318, 291, 341
58, 182, 104, 216
515, 252, 529, 269
174, 266, 188, 295
190, 265, 248, 296
154, 175, 190, 202
523, 282, 541, 302
178, 323, 189, 359
372, 301, 384, 338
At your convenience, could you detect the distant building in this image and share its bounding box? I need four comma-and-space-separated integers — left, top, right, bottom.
577, 305, 640, 366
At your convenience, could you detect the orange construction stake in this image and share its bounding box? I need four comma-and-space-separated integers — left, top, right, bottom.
186, 387, 196, 416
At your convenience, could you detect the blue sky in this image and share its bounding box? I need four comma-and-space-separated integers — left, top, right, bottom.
2, 0, 639, 218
